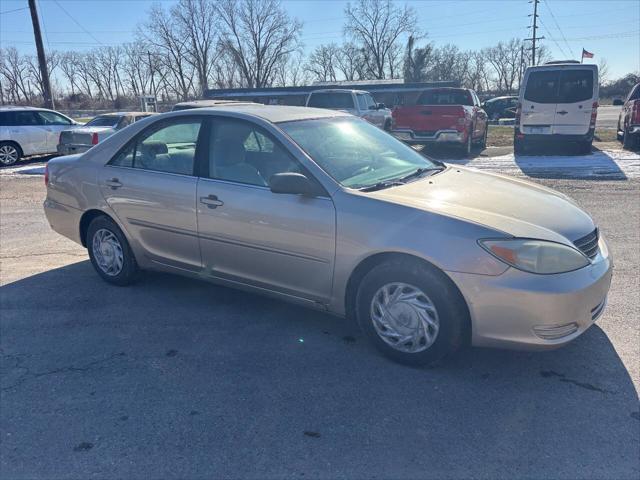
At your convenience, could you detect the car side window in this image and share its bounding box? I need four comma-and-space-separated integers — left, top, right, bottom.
13, 111, 41, 126
357, 94, 368, 110
37, 111, 72, 125
109, 118, 202, 175
206, 119, 300, 187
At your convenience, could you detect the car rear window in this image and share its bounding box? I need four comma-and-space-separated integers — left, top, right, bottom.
558, 70, 594, 103
308, 92, 354, 109
86, 116, 121, 127
417, 90, 473, 106
525, 69, 594, 104
524, 71, 559, 103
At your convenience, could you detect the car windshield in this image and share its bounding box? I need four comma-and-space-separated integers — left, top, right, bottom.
307, 93, 354, 109
417, 90, 473, 106
86, 116, 120, 127
279, 117, 440, 189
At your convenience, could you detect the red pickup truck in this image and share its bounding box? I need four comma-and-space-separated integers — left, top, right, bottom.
391, 88, 488, 155
617, 83, 640, 150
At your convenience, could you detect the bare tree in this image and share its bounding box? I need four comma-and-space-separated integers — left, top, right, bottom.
173, 0, 218, 95
335, 43, 365, 81
344, 0, 417, 79
216, 0, 302, 88
598, 58, 610, 86
306, 44, 340, 82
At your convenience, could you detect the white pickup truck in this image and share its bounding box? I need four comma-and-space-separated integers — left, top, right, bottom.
306, 89, 393, 130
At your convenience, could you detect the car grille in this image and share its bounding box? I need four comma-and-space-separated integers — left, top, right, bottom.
573, 228, 599, 260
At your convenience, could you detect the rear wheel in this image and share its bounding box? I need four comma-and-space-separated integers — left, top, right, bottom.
462, 132, 472, 157
514, 137, 526, 155
623, 129, 639, 150
87, 216, 139, 286
0, 142, 21, 166
383, 119, 392, 131
355, 259, 467, 366
479, 126, 488, 149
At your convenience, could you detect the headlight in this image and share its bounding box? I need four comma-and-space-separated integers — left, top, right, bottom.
479, 239, 590, 274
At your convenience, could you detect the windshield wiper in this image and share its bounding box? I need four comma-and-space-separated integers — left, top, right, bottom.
359, 180, 405, 192
398, 166, 445, 183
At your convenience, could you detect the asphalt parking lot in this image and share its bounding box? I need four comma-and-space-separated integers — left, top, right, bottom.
1, 149, 639, 479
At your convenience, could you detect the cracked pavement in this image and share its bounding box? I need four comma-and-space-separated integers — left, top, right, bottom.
1, 169, 639, 479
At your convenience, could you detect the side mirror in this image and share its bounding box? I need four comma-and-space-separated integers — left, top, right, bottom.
376, 103, 386, 110
269, 172, 319, 196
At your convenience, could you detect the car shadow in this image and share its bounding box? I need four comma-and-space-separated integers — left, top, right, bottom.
513, 143, 628, 180
1, 261, 639, 478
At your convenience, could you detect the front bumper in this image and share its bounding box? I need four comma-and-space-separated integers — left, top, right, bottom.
392, 128, 465, 145
448, 236, 613, 350
57, 144, 91, 155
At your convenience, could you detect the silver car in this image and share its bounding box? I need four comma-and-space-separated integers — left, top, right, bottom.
44, 105, 612, 365
57, 112, 155, 155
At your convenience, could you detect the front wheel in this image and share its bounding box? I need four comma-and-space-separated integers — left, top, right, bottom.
0, 142, 21, 166
87, 216, 139, 286
355, 260, 467, 366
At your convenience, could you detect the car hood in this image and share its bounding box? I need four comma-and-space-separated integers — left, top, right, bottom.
367, 165, 595, 244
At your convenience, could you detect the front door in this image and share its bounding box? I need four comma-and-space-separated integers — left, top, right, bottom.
196, 118, 336, 303
98, 116, 204, 271
35, 110, 75, 152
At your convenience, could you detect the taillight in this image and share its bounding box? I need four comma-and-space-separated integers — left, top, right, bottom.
44, 163, 49, 186
92, 132, 99, 145
590, 101, 598, 128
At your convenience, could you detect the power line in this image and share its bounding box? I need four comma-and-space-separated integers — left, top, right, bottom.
52, 0, 105, 46
0, 7, 29, 15
538, 18, 570, 58
543, 0, 574, 58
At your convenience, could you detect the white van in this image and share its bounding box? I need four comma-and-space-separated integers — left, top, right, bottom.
515, 62, 598, 153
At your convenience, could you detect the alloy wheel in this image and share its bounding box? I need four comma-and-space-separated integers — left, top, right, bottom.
0, 145, 19, 166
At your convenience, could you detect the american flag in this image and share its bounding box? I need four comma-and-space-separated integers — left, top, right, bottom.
582, 49, 594, 59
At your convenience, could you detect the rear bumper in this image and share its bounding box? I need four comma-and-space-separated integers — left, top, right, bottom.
448, 235, 613, 350
57, 144, 92, 155
44, 198, 83, 245
516, 128, 594, 144
392, 128, 466, 145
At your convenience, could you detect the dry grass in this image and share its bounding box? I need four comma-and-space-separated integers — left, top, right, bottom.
487, 125, 619, 147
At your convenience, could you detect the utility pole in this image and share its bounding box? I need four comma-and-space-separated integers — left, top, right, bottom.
28, 0, 54, 109
526, 0, 545, 66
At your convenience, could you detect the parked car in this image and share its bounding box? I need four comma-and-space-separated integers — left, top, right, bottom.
44, 105, 611, 366
391, 87, 488, 155
482, 95, 519, 121
515, 62, 599, 154
172, 99, 256, 111
57, 112, 156, 155
306, 89, 392, 130
616, 83, 640, 150
612, 98, 625, 106
0, 106, 79, 166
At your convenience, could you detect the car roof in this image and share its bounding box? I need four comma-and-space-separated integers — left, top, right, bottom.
169, 104, 349, 123
94, 111, 154, 117
486, 96, 518, 101
309, 89, 368, 94
0, 105, 43, 111
174, 99, 256, 107
526, 63, 597, 72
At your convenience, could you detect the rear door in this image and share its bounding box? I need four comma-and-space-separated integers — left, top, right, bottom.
553, 69, 596, 135
35, 111, 75, 152
521, 70, 559, 134
98, 116, 204, 271
196, 117, 336, 303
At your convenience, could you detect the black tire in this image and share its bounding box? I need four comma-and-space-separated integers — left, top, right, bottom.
622, 129, 638, 150
578, 140, 592, 155
86, 215, 139, 286
480, 126, 488, 149
355, 259, 468, 366
0, 141, 22, 167
462, 132, 473, 157
383, 119, 392, 131
514, 137, 525, 155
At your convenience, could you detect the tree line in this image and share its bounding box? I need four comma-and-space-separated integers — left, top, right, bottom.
0, 0, 627, 109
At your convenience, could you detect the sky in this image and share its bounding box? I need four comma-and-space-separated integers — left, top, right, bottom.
1, 0, 638, 80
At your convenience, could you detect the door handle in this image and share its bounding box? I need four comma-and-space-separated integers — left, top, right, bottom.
105, 178, 122, 189
557, 110, 568, 115
200, 194, 224, 209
